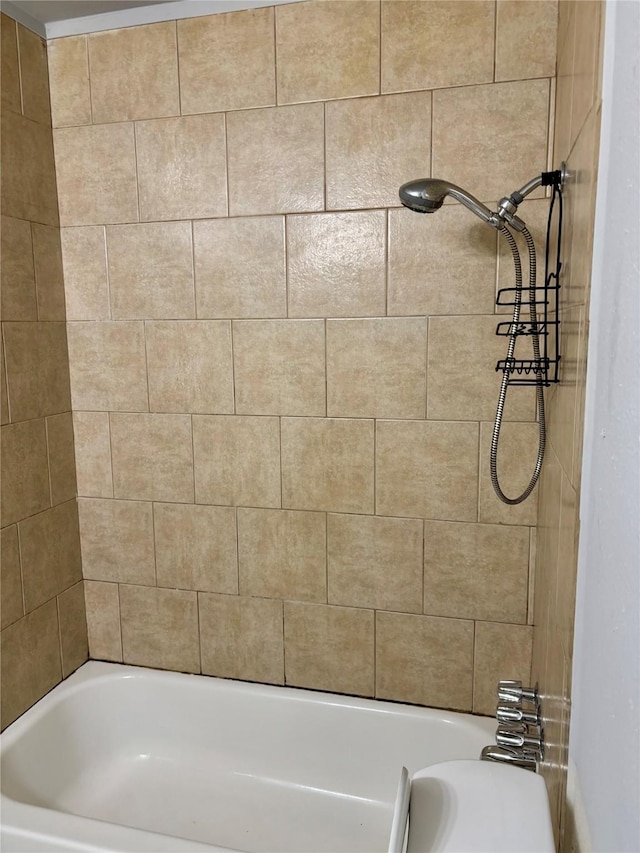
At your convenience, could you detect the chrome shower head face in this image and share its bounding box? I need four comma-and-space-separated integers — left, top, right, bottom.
399, 179, 450, 214
399, 178, 496, 227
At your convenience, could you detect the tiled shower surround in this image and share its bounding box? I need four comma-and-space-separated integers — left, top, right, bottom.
0, 14, 88, 729
44, 0, 559, 716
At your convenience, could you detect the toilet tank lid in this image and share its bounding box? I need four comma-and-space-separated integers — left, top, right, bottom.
406, 759, 555, 853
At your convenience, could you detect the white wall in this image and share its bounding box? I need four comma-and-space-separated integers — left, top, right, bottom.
569, 1, 640, 850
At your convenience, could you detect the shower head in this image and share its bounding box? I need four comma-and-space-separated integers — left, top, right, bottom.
399, 178, 496, 227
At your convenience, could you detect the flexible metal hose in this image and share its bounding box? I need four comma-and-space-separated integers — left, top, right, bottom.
490, 225, 546, 504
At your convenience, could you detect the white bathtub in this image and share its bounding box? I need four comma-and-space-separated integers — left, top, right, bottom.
0, 661, 501, 853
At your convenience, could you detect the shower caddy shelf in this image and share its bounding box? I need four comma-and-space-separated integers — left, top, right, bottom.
494, 168, 564, 387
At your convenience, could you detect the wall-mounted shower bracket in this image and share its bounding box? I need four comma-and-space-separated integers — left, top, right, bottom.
494, 166, 564, 387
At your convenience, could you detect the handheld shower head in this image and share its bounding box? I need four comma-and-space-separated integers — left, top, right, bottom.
399, 179, 451, 214
399, 178, 496, 227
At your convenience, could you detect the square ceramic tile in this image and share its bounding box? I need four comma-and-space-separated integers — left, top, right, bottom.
376, 420, 479, 521
284, 601, 374, 696
276, 1, 379, 104
473, 620, 533, 715
146, 321, 233, 414
0, 600, 61, 729
46, 412, 77, 505
2, 111, 58, 225
54, 124, 138, 226
1, 215, 37, 320
60, 226, 109, 320
17, 25, 51, 124
3, 322, 71, 421
48, 35, 91, 127
495, 1, 558, 82
193, 415, 281, 508
478, 421, 539, 526
238, 508, 326, 602
423, 520, 529, 622
73, 412, 113, 498
427, 316, 535, 422
88, 22, 179, 123
199, 593, 284, 684
194, 217, 286, 319
326, 91, 431, 210
381, 1, 494, 93
135, 115, 227, 221
154, 503, 238, 594
78, 498, 155, 585
120, 585, 200, 673
66, 321, 148, 412
387, 206, 497, 317
326, 318, 427, 419
1, 419, 50, 527
1, 525, 23, 629
84, 580, 122, 661
227, 103, 324, 216
178, 7, 275, 113
32, 224, 66, 320
232, 320, 325, 416
110, 413, 194, 502
432, 80, 550, 204
281, 417, 374, 514
106, 222, 195, 320
376, 611, 474, 710
287, 212, 386, 318
57, 582, 89, 677
1, 13, 21, 114
328, 514, 423, 612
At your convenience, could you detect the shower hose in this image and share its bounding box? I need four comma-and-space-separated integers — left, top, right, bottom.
491, 225, 545, 505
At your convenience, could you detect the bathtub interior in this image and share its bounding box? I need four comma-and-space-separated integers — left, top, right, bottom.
1, 663, 495, 853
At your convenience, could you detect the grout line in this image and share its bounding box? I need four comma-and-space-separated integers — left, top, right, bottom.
373, 418, 377, 516
281, 597, 287, 685
383, 209, 389, 315
323, 318, 328, 417
190, 221, 197, 318
492, 0, 498, 83
278, 416, 283, 508
378, 0, 383, 95
14, 18, 25, 116
476, 421, 482, 522
196, 591, 202, 674
421, 518, 426, 614
15, 522, 27, 618
234, 506, 240, 595
116, 583, 124, 662
86, 34, 95, 125
322, 102, 327, 211
107, 412, 116, 500
471, 620, 477, 712
324, 511, 329, 604
55, 594, 65, 675
273, 5, 279, 106
132, 122, 141, 223
102, 226, 112, 320
229, 320, 237, 415
429, 90, 434, 177
174, 21, 182, 116
189, 413, 196, 503
142, 321, 151, 412
151, 501, 158, 586
44, 415, 54, 506
223, 112, 230, 217
284, 215, 290, 317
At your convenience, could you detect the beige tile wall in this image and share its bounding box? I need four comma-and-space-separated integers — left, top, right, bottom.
46, 0, 558, 715
531, 1, 605, 847
1, 13, 88, 730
